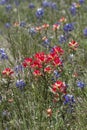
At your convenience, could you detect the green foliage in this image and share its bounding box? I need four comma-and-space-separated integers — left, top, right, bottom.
0, 0, 87, 130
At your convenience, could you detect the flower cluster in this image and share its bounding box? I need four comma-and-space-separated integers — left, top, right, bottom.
22, 46, 64, 77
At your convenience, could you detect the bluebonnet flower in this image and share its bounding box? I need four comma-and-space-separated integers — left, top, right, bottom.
0, 48, 8, 60
29, 27, 37, 35
42, 38, 50, 48
0, 52, 8, 60
20, 21, 26, 27
77, 81, 85, 88
16, 79, 26, 89
35, 8, 44, 18
0, 48, 5, 54
79, 0, 85, 4
14, 0, 20, 6
59, 35, 67, 43
69, 5, 77, 16
51, 2, 57, 9
64, 94, 75, 105
83, 27, 87, 36
63, 23, 74, 32
54, 70, 60, 78
42, 0, 50, 7
29, 3, 35, 9
0, 0, 7, 5
14, 65, 23, 73
5, 23, 11, 28
5, 4, 12, 12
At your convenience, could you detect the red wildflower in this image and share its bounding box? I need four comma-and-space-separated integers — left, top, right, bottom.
52, 80, 67, 94
47, 52, 58, 62
44, 66, 52, 73
53, 57, 62, 66
42, 23, 49, 29
69, 40, 79, 50
33, 70, 42, 76
46, 108, 52, 117
53, 23, 60, 31
2, 68, 14, 76
22, 58, 33, 67
59, 17, 67, 23
31, 60, 42, 69
13, 22, 19, 27
34, 52, 47, 64
52, 46, 64, 55
36, 26, 42, 32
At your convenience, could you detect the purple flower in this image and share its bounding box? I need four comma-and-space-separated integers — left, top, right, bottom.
14, 65, 23, 73
0, 48, 8, 60
79, 0, 85, 4
59, 35, 67, 43
29, 27, 37, 35
54, 70, 60, 78
0, 53, 8, 60
20, 21, 26, 27
0, 0, 7, 5
63, 23, 74, 32
0, 48, 5, 54
16, 79, 26, 89
42, 0, 50, 7
35, 8, 44, 18
77, 81, 85, 88
5, 23, 11, 28
64, 94, 75, 105
83, 27, 87, 36
29, 3, 35, 9
5, 4, 12, 11
14, 0, 20, 6
69, 5, 77, 16
42, 38, 50, 48
51, 2, 57, 9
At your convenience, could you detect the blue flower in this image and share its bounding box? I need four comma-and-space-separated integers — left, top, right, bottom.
59, 35, 67, 43
42, 38, 50, 48
20, 21, 26, 27
29, 27, 37, 35
79, 0, 85, 4
0, 53, 8, 60
83, 27, 87, 36
42, 0, 50, 7
5, 23, 11, 28
14, 0, 20, 6
5, 4, 12, 12
64, 94, 75, 105
16, 79, 26, 89
0, 48, 8, 60
14, 65, 23, 73
35, 8, 44, 18
0, 0, 7, 5
69, 5, 77, 16
29, 3, 35, 9
77, 81, 85, 88
51, 2, 57, 9
54, 70, 60, 78
0, 48, 5, 54
63, 23, 74, 32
